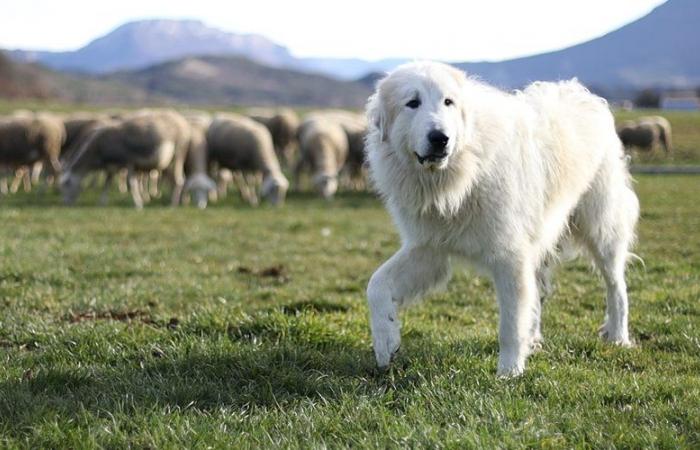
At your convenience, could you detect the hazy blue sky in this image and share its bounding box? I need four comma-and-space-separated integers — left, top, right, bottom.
1, 0, 666, 61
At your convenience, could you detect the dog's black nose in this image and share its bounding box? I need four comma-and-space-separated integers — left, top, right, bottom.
428, 130, 449, 150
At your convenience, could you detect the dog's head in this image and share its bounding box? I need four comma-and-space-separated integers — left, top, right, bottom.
367, 61, 472, 171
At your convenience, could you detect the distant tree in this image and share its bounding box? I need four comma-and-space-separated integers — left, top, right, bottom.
634, 89, 661, 108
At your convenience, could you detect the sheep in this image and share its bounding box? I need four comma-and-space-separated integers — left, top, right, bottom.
295, 116, 349, 199
128, 109, 192, 205
306, 110, 368, 189
61, 113, 110, 162
248, 107, 300, 167
640, 115, 672, 154
206, 113, 288, 206
618, 115, 672, 155
60, 110, 190, 208
182, 114, 216, 209
0, 113, 64, 192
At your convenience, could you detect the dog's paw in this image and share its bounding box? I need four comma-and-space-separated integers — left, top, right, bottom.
497, 354, 525, 378
530, 340, 543, 353
598, 323, 633, 347
372, 315, 401, 369
529, 331, 544, 353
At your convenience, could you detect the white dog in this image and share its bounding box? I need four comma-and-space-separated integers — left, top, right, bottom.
364, 61, 639, 377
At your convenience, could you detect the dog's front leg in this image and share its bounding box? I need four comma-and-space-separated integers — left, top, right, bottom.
367, 246, 451, 369
493, 257, 538, 377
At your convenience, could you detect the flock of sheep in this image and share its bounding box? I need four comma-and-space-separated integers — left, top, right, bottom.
0, 108, 671, 209
0, 108, 368, 208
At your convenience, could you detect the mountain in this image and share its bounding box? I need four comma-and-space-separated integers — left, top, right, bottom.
5, 0, 698, 98
1, 50, 157, 104
454, 0, 700, 91
10, 19, 296, 74
105, 55, 371, 107
0, 52, 52, 99
8, 18, 407, 80
2, 48, 370, 107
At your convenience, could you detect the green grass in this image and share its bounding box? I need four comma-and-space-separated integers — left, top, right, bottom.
0, 176, 699, 448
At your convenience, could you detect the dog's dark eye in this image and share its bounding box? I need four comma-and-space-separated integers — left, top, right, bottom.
406, 99, 421, 109
444, 98, 454, 106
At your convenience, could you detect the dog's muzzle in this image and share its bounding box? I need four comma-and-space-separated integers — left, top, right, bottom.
415, 129, 450, 165
414, 151, 448, 165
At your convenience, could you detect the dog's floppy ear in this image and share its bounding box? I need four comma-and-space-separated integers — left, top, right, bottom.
366, 92, 389, 142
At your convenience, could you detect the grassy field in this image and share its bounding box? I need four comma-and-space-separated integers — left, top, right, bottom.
0, 175, 698, 448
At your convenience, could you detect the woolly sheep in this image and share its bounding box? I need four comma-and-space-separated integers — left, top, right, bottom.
295, 116, 349, 199
207, 113, 288, 206
617, 115, 672, 154
248, 107, 301, 167
60, 110, 190, 208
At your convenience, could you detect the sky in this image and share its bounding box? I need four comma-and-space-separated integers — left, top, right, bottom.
0, 0, 667, 62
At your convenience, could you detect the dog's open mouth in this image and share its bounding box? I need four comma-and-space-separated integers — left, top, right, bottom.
414, 152, 447, 165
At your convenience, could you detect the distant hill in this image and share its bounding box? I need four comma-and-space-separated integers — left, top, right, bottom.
2, 49, 369, 108
1, 51, 157, 104
0, 52, 52, 99
454, 0, 700, 91
10, 19, 296, 74
105, 55, 371, 107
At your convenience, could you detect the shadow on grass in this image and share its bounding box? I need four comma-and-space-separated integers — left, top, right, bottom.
0, 314, 484, 436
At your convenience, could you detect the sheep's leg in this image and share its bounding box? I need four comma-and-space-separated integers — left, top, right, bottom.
31, 162, 43, 186
117, 170, 128, 193
0, 176, 8, 195
139, 174, 151, 203
22, 168, 32, 192
10, 168, 23, 193
43, 155, 60, 188
150, 170, 161, 199
208, 188, 219, 203
99, 171, 113, 206
292, 158, 306, 191
217, 168, 231, 199
245, 172, 261, 205
170, 156, 186, 207
128, 169, 144, 209
232, 171, 257, 206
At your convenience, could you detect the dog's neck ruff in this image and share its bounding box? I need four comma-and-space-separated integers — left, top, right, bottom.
368, 140, 482, 218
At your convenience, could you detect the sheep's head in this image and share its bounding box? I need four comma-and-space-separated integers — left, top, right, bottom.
60, 171, 82, 205
313, 173, 338, 200
184, 173, 216, 209
262, 174, 289, 206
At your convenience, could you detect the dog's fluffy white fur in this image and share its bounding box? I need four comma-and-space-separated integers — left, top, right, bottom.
365, 61, 639, 377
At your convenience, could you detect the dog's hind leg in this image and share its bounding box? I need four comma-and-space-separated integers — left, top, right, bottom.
532, 257, 556, 350
591, 241, 634, 346
573, 160, 639, 346
367, 246, 451, 369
